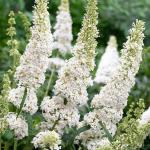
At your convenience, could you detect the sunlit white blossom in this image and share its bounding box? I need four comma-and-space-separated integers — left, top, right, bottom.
6, 113, 28, 140
53, 0, 73, 53
32, 130, 61, 150
94, 36, 120, 84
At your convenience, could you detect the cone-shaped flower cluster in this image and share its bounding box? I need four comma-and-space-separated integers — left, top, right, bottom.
53, 0, 73, 53
41, 0, 98, 134
73, 0, 98, 71
15, 0, 53, 89
6, 11, 21, 66
78, 20, 145, 150
94, 36, 120, 84
8, 0, 53, 115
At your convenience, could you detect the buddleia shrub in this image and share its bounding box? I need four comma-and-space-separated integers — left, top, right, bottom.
0, 0, 150, 150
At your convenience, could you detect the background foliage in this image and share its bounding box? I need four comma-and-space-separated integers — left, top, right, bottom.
0, 0, 150, 149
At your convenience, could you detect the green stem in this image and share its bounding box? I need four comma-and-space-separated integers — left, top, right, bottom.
44, 69, 55, 97
51, 116, 60, 131
17, 87, 27, 117
14, 139, 17, 150
99, 121, 113, 142
0, 135, 1, 150
13, 54, 16, 71
4, 142, 9, 150
76, 125, 90, 135
11, 35, 16, 88
73, 145, 76, 150
78, 147, 82, 150
44, 50, 59, 97
12, 54, 16, 88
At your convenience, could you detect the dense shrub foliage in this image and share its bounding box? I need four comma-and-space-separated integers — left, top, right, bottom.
0, 0, 150, 150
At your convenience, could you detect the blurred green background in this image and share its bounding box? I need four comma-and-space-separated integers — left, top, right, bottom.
0, 0, 150, 149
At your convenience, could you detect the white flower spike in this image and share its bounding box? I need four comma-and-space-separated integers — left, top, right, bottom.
9, 0, 53, 115
79, 20, 145, 150
94, 36, 120, 84
53, 0, 73, 53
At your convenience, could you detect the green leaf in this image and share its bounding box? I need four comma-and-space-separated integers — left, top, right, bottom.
2, 129, 14, 141
17, 87, 27, 117
76, 125, 90, 135
99, 121, 113, 142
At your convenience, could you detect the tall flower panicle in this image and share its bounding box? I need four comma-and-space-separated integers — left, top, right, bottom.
32, 130, 61, 150
73, 0, 98, 70
15, 0, 53, 89
92, 20, 145, 110
7, 11, 20, 72
18, 11, 31, 41
0, 74, 11, 133
0, 74, 11, 117
41, 0, 98, 133
53, 0, 73, 53
78, 20, 145, 150
94, 36, 120, 84
8, 0, 53, 115
54, 0, 98, 106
